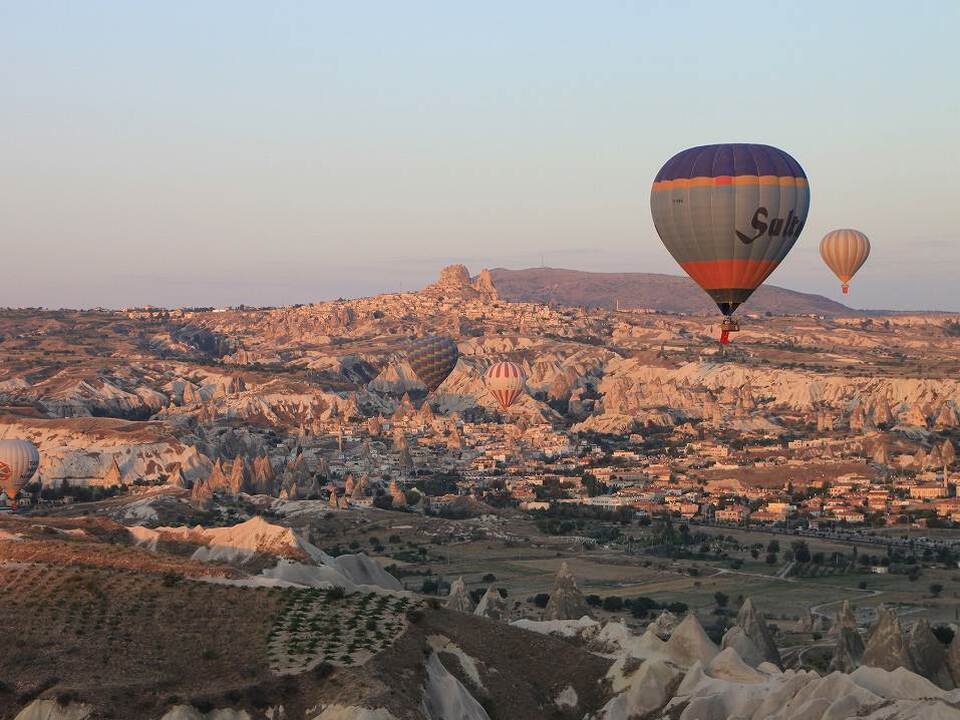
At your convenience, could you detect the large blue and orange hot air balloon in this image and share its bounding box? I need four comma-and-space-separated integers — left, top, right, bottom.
406, 335, 459, 393
650, 144, 810, 343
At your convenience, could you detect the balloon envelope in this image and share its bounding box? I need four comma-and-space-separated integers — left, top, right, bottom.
650, 143, 811, 316
820, 229, 870, 293
406, 336, 459, 392
0, 439, 40, 499
484, 361, 526, 411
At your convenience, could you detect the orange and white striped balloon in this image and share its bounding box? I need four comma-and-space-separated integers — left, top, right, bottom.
484, 361, 526, 411
820, 229, 870, 294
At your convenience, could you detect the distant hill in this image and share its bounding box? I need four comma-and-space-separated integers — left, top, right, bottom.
488, 267, 852, 316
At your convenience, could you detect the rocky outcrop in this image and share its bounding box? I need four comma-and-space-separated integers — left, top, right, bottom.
935, 403, 959, 429
942, 438, 956, 467
663, 614, 719, 668
13, 700, 95, 720
421, 652, 490, 720
947, 631, 960, 688
906, 619, 953, 689
543, 562, 591, 621
651, 610, 679, 639
721, 625, 766, 668
830, 626, 866, 673
831, 600, 858, 636
471, 269, 499, 301
474, 585, 507, 621
736, 598, 781, 666
421, 264, 498, 303
863, 606, 915, 673
388, 479, 407, 508
445, 576, 475, 613
190, 476, 214, 508
595, 658, 681, 719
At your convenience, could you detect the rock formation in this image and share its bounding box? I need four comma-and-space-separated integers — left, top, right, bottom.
206, 459, 230, 494
906, 619, 953, 689
831, 600, 857, 636
543, 562, 591, 621
942, 438, 956, 467
663, 614, 719, 668
474, 585, 507, 621
721, 625, 766, 668
947, 631, 960, 688
444, 576, 476, 613
167, 462, 188, 489
863, 606, 915, 673
935, 402, 959, 429
388, 479, 407, 508
735, 598, 781, 666
471, 268, 499, 300
97, 457, 124, 488
190, 476, 213, 508
422, 264, 498, 302
251, 454, 276, 495
829, 626, 866, 673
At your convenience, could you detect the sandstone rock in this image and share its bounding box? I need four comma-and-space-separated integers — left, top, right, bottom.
13, 700, 94, 720
721, 625, 766, 668
543, 562, 591, 621
474, 585, 507, 621
906, 619, 953, 689
167, 462, 189, 489
595, 658, 681, 720
935, 403, 959, 429
736, 598, 781, 666
663, 614, 719, 668
902, 403, 929, 428
863, 606, 916, 673
438, 264, 472, 287
651, 610, 679, 638
831, 599, 858, 636
206, 459, 230, 494
947, 630, 960, 687
388, 479, 407, 508
190, 476, 214, 508
942, 439, 956, 467
445, 576, 475, 613
471, 269, 498, 300
829, 626, 865, 673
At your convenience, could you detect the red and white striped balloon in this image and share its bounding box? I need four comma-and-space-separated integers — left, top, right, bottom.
484, 361, 526, 411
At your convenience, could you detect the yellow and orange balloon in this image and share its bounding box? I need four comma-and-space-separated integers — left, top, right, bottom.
819, 229, 870, 294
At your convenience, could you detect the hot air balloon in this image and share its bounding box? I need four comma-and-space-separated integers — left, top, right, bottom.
0, 439, 40, 501
484, 361, 526, 411
820, 229, 870, 294
406, 335, 459, 393
650, 143, 811, 343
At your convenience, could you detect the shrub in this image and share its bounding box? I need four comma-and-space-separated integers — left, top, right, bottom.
602, 596, 624, 612
932, 624, 955, 646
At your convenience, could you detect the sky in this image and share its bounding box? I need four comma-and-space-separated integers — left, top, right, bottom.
2, 1, 958, 311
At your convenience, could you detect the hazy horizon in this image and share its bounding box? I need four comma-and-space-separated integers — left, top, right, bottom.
3, 2, 958, 311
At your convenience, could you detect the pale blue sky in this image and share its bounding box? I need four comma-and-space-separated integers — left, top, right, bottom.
2, 2, 958, 310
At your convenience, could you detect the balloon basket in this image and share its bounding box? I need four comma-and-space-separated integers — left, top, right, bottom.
842, 284, 849, 295
718, 318, 739, 345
